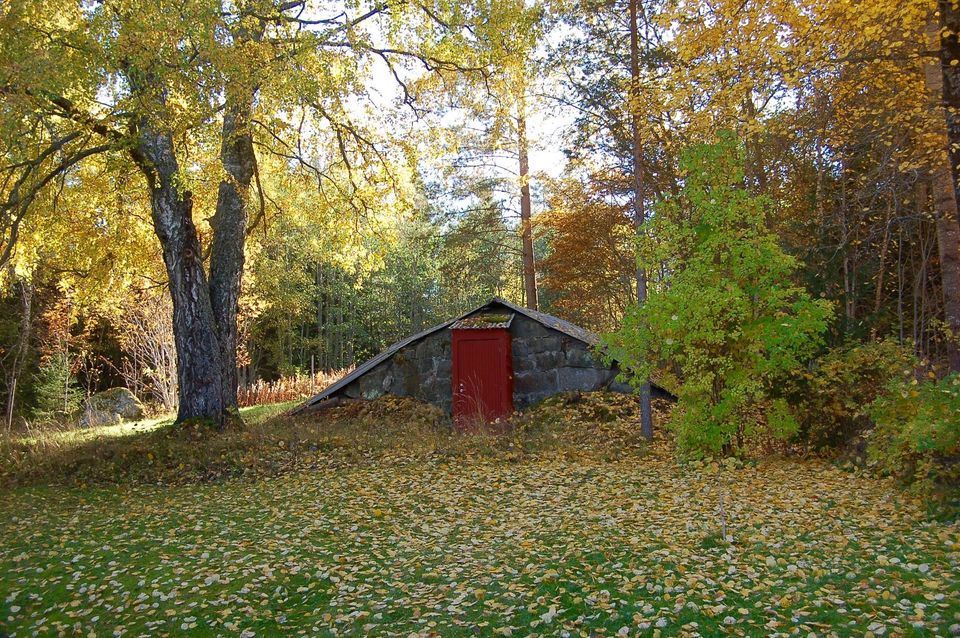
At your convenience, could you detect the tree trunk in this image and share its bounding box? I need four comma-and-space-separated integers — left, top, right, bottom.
518, 91, 538, 311
209, 95, 256, 410
4, 273, 32, 428
931, 166, 960, 369
132, 122, 229, 425
929, 9, 960, 371
743, 94, 768, 193
630, 0, 653, 440
874, 221, 890, 316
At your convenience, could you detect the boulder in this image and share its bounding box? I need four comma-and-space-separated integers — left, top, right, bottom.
79, 387, 146, 428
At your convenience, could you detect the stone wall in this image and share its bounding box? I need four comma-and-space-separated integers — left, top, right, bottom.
335, 313, 662, 414
509, 314, 634, 410
340, 328, 454, 412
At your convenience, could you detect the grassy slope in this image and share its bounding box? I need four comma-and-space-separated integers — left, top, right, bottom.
0, 401, 307, 487
11, 401, 300, 447
1, 433, 958, 637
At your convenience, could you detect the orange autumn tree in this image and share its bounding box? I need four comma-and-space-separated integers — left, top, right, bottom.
539, 172, 638, 333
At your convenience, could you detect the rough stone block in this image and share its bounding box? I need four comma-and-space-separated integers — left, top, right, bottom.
422, 373, 448, 399
79, 387, 146, 428
556, 366, 608, 392
564, 346, 601, 368
513, 371, 537, 395
512, 339, 530, 357
514, 369, 558, 397
435, 359, 452, 377
401, 369, 424, 396
512, 355, 537, 373
416, 377, 441, 404
415, 352, 433, 374
396, 356, 417, 376
358, 368, 387, 399
435, 333, 451, 352
414, 340, 427, 360
525, 335, 561, 354
510, 316, 548, 338
534, 350, 564, 369
432, 333, 449, 353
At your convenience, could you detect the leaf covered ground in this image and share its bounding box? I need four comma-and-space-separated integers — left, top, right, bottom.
0, 394, 667, 488
1, 396, 959, 637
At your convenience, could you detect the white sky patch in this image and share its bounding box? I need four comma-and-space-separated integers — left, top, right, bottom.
353, 9, 575, 224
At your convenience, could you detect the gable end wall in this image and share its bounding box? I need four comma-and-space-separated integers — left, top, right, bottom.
509, 314, 626, 409
334, 313, 654, 414
340, 329, 454, 412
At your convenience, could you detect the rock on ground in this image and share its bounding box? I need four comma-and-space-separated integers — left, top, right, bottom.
79, 387, 146, 428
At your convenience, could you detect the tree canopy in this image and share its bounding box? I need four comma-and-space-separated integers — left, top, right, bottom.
1, 0, 959, 437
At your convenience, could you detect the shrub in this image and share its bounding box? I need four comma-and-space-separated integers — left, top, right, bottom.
783, 339, 916, 450
867, 372, 960, 494
605, 133, 833, 457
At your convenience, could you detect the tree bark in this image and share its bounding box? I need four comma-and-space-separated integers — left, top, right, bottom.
873, 213, 890, 316
132, 120, 229, 425
518, 91, 538, 311
209, 94, 256, 410
630, 0, 653, 439
926, 10, 960, 371
4, 273, 32, 428
743, 94, 768, 193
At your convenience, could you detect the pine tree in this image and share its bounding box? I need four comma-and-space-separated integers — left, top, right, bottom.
30, 352, 81, 423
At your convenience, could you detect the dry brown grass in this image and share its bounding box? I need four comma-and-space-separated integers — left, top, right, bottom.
236, 369, 350, 407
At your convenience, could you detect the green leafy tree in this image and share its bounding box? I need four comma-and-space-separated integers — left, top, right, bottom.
606, 133, 833, 455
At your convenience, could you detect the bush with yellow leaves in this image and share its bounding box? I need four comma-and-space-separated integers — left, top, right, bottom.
867, 372, 960, 496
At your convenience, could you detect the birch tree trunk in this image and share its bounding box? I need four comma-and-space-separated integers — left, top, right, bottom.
4, 274, 32, 428
209, 93, 256, 411
132, 120, 229, 425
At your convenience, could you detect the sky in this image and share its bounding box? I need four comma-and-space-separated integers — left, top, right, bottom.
358, 10, 577, 213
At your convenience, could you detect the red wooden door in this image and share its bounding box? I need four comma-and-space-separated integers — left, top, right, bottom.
452, 328, 513, 430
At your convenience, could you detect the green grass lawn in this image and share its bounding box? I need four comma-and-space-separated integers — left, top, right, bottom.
1, 434, 958, 637
11, 401, 300, 447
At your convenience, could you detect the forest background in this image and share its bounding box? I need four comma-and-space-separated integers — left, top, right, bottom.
1, 0, 958, 476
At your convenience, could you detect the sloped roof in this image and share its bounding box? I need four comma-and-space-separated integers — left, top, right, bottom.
492, 297, 602, 346
292, 298, 639, 413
